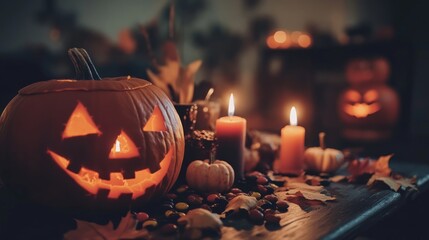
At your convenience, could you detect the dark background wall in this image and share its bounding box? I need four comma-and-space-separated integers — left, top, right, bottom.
0, 0, 428, 145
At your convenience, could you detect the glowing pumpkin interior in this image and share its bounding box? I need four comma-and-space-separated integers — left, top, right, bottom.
344, 89, 381, 118
48, 102, 172, 199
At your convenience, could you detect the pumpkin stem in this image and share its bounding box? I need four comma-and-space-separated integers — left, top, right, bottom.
319, 132, 326, 149
209, 149, 216, 164
205, 88, 214, 102
209, 141, 217, 164
68, 48, 102, 80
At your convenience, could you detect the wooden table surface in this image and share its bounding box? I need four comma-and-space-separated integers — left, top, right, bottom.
1, 160, 429, 240
222, 161, 429, 240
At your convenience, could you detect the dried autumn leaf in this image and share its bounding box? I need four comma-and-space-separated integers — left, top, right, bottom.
330, 175, 347, 183
178, 208, 222, 230
64, 212, 148, 240
368, 174, 417, 192
374, 154, 393, 177
347, 157, 376, 176
285, 194, 326, 212
368, 176, 401, 191
147, 41, 201, 104
394, 176, 417, 190
276, 188, 335, 202
348, 154, 393, 178
274, 179, 335, 212
222, 195, 257, 217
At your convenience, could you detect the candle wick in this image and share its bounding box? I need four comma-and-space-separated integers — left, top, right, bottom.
205, 88, 214, 102
319, 132, 326, 149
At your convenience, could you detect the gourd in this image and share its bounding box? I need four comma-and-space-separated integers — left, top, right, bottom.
304, 133, 344, 173
186, 152, 234, 193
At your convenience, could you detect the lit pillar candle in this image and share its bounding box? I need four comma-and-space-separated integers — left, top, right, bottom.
279, 106, 305, 174
215, 94, 247, 180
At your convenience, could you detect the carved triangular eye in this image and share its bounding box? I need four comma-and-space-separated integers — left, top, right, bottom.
143, 106, 167, 132
364, 89, 379, 103
109, 131, 140, 159
344, 90, 361, 103
62, 102, 101, 139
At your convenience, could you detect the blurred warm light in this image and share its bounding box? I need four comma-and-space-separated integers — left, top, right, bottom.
345, 90, 361, 102
291, 31, 301, 42
267, 30, 312, 49
297, 34, 312, 48
266, 35, 278, 49
364, 89, 379, 102
273, 31, 287, 43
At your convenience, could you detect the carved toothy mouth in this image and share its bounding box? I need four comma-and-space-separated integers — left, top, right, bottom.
47, 148, 173, 199
344, 103, 381, 118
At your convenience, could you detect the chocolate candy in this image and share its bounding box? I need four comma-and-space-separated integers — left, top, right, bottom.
142, 219, 158, 230
165, 193, 178, 200
276, 200, 289, 212
257, 199, 274, 210
201, 204, 212, 212
136, 212, 149, 222
226, 192, 236, 200
256, 176, 269, 185
176, 185, 189, 194
248, 209, 264, 224
187, 194, 203, 206
264, 194, 278, 204
161, 203, 174, 211
256, 185, 268, 195
206, 193, 219, 203
265, 214, 281, 224
160, 223, 178, 235
175, 202, 189, 211
167, 212, 181, 223
165, 210, 176, 218
231, 188, 243, 194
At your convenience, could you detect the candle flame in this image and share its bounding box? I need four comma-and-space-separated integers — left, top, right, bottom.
228, 93, 235, 117
290, 106, 297, 126
114, 140, 121, 152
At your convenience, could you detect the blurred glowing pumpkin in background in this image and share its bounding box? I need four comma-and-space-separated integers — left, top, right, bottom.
339, 57, 399, 141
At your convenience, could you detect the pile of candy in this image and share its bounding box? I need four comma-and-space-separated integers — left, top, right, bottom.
133, 171, 288, 237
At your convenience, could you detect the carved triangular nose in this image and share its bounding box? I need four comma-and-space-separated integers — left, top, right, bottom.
109, 130, 140, 159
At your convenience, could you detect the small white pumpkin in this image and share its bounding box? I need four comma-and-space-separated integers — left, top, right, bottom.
186, 156, 235, 193
304, 132, 345, 173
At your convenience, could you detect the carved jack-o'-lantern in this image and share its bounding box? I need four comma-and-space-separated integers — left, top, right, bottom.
339, 57, 399, 141
0, 49, 184, 211
342, 89, 381, 118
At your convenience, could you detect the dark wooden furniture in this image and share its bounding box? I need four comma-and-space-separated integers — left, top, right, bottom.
222, 161, 429, 239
